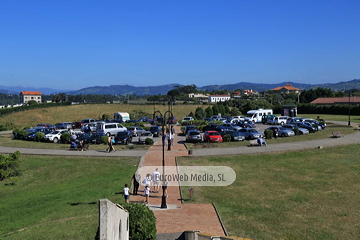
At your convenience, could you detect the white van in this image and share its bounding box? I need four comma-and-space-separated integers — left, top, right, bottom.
96, 123, 127, 136
268, 116, 289, 125
245, 109, 273, 123
114, 112, 130, 122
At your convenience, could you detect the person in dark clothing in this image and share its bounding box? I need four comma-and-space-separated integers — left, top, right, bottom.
132, 173, 140, 195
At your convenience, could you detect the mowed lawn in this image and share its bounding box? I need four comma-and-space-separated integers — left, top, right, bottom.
178, 144, 360, 240
0, 154, 139, 239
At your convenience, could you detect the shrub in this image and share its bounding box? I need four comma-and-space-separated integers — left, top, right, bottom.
0, 151, 22, 181
223, 134, 231, 142
35, 132, 45, 142
60, 132, 72, 143
13, 129, 28, 140
101, 136, 108, 144
0, 124, 7, 131
293, 127, 299, 135
145, 138, 154, 145
122, 203, 156, 240
264, 129, 273, 139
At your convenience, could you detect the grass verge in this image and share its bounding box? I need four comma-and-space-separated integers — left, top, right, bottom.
0, 154, 139, 239
178, 144, 360, 239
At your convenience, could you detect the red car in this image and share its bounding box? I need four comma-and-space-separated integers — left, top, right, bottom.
203, 131, 223, 143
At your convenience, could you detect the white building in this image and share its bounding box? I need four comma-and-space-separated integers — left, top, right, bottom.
19, 91, 42, 104
208, 95, 230, 103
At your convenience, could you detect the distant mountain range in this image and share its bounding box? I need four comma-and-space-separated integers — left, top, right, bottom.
1, 79, 359, 95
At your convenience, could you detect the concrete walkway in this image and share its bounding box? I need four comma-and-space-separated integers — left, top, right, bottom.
128, 128, 226, 236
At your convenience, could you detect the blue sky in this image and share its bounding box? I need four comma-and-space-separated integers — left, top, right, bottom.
1, 0, 359, 90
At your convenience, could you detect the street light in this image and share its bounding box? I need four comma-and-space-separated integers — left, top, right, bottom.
348, 91, 351, 126
153, 110, 174, 209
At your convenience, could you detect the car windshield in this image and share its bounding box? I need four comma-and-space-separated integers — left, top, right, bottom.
117, 132, 128, 136
150, 127, 159, 130
189, 131, 200, 135
209, 132, 219, 136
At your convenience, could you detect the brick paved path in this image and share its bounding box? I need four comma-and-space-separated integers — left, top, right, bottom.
129, 126, 225, 235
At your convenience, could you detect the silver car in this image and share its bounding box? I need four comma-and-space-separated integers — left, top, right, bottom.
281, 124, 309, 135
138, 131, 153, 144
186, 130, 202, 143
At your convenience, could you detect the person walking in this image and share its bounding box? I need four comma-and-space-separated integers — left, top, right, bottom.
123, 184, 130, 203
106, 136, 115, 152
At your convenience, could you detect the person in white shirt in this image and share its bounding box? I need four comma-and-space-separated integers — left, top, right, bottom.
123, 184, 130, 203
144, 185, 150, 204
152, 168, 161, 193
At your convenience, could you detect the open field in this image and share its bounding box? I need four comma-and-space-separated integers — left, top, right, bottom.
0, 104, 202, 129
185, 123, 356, 149
178, 144, 360, 239
0, 154, 139, 239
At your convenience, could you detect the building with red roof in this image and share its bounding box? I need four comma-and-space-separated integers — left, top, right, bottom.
311, 96, 360, 105
19, 91, 42, 104
272, 84, 300, 94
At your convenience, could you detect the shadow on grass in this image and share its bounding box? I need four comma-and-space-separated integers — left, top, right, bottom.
67, 202, 97, 206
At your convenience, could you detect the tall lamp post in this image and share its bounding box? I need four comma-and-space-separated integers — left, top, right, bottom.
153, 110, 173, 209
348, 91, 351, 126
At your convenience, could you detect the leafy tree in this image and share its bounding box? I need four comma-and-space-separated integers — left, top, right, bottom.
101, 114, 110, 121
194, 107, 205, 120
205, 107, 213, 118
212, 105, 220, 116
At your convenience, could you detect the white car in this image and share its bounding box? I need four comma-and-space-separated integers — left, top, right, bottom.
182, 117, 194, 122
268, 116, 289, 125
44, 129, 68, 143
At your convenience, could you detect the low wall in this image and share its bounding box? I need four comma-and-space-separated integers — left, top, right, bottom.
99, 199, 129, 240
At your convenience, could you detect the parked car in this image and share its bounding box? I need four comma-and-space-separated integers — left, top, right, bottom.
236, 121, 256, 129
44, 129, 68, 143
261, 115, 276, 124
149, 126, 162, 137
304, 119, 326, 130
128, 126, 146, 137
76, 132, 106, 144
202, 124, 227, 133
138, 116, 152, 123
55, 122, 72, 129
185, 130, 202, 143
281, 124, 309, 135
268, 116, 289, 125
286, 117, 305, 124
153, 116, 164, 125
232, 116, 246, 121
114, 131, 133, 145
265, 126, 295, 137
293, 122, 318, 133
182, 116, 194, 122
96, 123, 127, 136
221, 123, 242, 131
203, 131, 223, 143
24, 127, 52, 141
238, 128, 263, 140
220, 130, 245, 141
138, 131, 153, 144
81, 119, 96, 124
182, 125, 197, 135
167, 116, 178, 124
36, 123, 56, 129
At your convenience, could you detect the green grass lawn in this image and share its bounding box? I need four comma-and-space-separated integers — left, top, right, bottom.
178, 144, 360, 239
0, 154, 139, 239
185, 124, 356, 149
